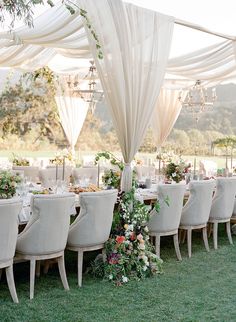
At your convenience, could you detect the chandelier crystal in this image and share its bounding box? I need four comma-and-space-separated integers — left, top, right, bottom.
66, 60, 104, 113
179, 80, 217, 121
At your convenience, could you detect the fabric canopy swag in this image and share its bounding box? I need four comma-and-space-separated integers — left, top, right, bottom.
0, 0, 235, 190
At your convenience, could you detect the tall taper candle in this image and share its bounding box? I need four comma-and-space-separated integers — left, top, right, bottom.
97, 163, 100, 187
56, 164, 58, 181
62, 157, 65, 181
193, 157, 196, 176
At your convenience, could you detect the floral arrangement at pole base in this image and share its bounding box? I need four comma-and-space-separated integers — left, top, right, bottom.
94, 151, 124, 190
0, 170, 22, 199
12, 153, 30, 166
92, 189, 163, 285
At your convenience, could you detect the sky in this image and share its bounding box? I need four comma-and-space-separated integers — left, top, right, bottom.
128, 0, 236, 57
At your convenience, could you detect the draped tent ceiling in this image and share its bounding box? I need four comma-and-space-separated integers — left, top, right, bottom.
0, 0, 236, 85
0, 0, 236, 190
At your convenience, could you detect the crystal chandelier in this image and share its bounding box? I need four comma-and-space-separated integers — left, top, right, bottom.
178, 80, 217, 121
67, 60, 104, 113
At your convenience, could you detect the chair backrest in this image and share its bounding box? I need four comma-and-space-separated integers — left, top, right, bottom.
210, 177, 236, 220
181, 180, 215, 226
0, 198, 22, 263
68, 189, 118, 247
12, 166, 39, 183
73, 167, 98, 185
39, 168, 72, 187
148, 184, 186, 233
134, 165, 156, 181
233, 198, 236, 216
16, 193, 75, 255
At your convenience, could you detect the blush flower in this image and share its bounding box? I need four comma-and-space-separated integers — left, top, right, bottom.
116, 235, 125, 244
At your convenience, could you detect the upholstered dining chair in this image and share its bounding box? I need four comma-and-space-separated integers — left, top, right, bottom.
209, 177, 236, 249
134, 165, 156, 181
230, 198, 236, 224
148, 184, 186, 260
12, 166, 39, 183
179, 180, 215, 257
67, 189, 118, 287
39, 168, 72, 188
15, 193, 75, 299
0, 198, 22, 303
72, 167, 98, 185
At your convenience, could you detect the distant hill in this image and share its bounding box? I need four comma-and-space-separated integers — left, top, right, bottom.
95, 83, 236, 135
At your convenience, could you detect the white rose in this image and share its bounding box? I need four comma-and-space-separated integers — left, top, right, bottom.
142, 266, 147, 271
122, 276, 128, 283
172, 172, 176, 177
108, 274, 113, 280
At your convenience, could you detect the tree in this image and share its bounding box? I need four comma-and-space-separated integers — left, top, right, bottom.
212, 136, 236, 169
0, 76, 66, 148
169, 129, 190, 154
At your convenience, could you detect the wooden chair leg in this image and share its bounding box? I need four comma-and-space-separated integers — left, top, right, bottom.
5, 265, 19, 304
226, 221, 233, 245
202, 226, 210, 252
213, 222, 218, 250
187, 229, 192, 258
181, 230, 187, 244
78, 249, 83, 287
208, 223, 213, 238
173, 233, 182, 261
36, 261, 41, 278
43, 260, 50, 275
155, 235, 161, 259
58, 254, 69, 291
30, 259, 36, 300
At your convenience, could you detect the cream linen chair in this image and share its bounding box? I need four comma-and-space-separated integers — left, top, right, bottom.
15, 193, 75, 299
179, 180, 215, 257
67, 189, 117, 287
209, 177, 236, 249
230, 198, 236, 224
148, 184, 186, 260
0, 199, 22, 303
73, 167, 98, 185
39, 168, 72, 187
12, 166, 40, 183
134, 165, 156, 181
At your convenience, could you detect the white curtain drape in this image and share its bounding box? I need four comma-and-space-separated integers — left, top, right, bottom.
55, 95, 88, 154
78, 0, 174, 191
151, 88, 187, 148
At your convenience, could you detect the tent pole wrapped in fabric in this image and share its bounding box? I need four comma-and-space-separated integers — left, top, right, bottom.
78, 0, 174, 191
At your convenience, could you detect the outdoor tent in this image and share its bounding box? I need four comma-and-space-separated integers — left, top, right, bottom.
0, 0, 236, 190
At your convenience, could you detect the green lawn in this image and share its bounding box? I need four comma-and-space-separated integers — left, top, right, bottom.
0, 226, 236, 322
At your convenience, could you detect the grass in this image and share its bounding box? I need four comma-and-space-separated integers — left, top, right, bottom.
0, 226, 236, 322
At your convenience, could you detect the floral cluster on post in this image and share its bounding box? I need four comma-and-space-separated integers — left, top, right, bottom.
49, 149, 74, 165
162, 153, 190, 183
93, 189, 163, 285
12, 153, 30, 166
0, 170, 22, 199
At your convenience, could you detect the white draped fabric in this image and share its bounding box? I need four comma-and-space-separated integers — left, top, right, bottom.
167, 40, 236, 83
0, 1, 235, 84
78, 0, 174, 191
0, 4, 91, 70
151, 88, 187, 148
55, 96, 88, 154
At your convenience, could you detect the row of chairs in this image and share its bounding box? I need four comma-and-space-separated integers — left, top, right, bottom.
148, 178, 236, 259
0, 190, 117, 303
12, 166, 99, 186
